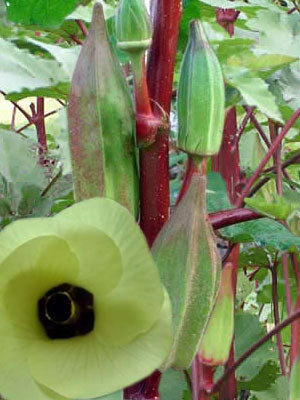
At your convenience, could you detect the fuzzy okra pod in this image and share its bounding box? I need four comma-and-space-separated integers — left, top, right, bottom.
68, 3, 138, 216
152, 166, 221, 369
177, 20, 225, 157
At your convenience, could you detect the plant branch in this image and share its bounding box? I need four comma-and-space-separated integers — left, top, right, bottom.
210, 307, 300, 394
16, 109, 59, 133
76, 19, 88, 37
0, 91, 31, 121
209, 208, 262, 230
271, 264, 287, 375
41, 167, 62, 197
231, 106, 254, 151
236, 107, 300, 207
243, 106, 271, 148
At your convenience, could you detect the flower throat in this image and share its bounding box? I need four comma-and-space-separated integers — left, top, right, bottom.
38, 283, 94, 339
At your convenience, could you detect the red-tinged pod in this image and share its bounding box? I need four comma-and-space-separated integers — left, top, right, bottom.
68, 3, 139, 217
198, 262, 235, 366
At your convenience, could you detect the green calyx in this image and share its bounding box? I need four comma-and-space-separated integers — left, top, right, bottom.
177, 20, 225, 157
198, 262, 235, 366
0, 198, 172, 400
116, 0, 152, 55
68, 3, 139, 217
152, 172, 221, 369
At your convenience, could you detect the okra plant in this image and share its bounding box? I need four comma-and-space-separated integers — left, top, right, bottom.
0, 0, 300, 400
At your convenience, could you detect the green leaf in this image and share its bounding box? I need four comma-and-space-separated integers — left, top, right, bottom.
5, 0, 78, 28
238, 360, 280, 392
67, 0, 115, 22
224, 66, 283, 122
221, 217, 300, 252
87, 391, 123, 400
27, 38, 80, 79
206, 172, 232, 212
160, 369, 187, 400
247, 10, 300, 58
0, 39, 69, 98
245, 195, 298, 220
290, 356, 300, 400
235, 313, 277, 382
251, 376, 289, 399
0, 129, 46, 189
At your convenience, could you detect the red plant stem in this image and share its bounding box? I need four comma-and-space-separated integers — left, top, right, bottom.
211, 106, 240, 400
192, 358, 214, 400
132, 54, 161, 146
35, 97, 47, 154
212, 107, 240, 203
176, 156, 203, 205
70, 34, 83, 45
16, 109, 58, 133
290, 254, 300, 368
139, 0, 181, 247
236, 107, 300, 207
243, 106, 271, 148
271, 265, 287, 375
231, 106, 254, 151
10, 105, 16, 131
282, 253, 292, 316
269, 120, 283, 195
124, 1, 181, 398
209, 207, 262, 229
210, 307, 300, 394
76, 19, 88, 37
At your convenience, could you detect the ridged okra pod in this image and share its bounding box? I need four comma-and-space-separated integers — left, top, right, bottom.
152, 168, 221, 369
68, 3, 138, 217
177, 20, 225, 156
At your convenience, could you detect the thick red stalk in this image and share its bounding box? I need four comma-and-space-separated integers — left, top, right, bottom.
139, 0, 181, 247
212, 107, 240, 203
211, 104, 240, 400
236, 107, 300, 207
124, 1, 181, 399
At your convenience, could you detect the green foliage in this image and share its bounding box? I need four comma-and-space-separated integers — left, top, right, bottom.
0, 38, 69, 100
160, 369, 188, 400
245, 195, 298, 220
235, 313, 277, 382
5, 0, 78, 27
251, 376, 289, 399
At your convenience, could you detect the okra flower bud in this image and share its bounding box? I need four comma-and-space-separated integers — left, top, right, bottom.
116, 0, 152, 55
